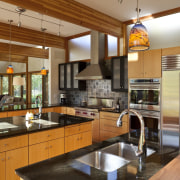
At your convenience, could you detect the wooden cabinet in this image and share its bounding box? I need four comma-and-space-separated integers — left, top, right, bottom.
29, 127, 64, 164
65, 122, 92, 153
42, 107, 54, 113
6, 147, 28, 180
128, 49, 161, 78
100, 112, 129, 141
111, 56, 128, 92
0, 112, 7, 118
66, 107, 75, 115
0, 152, 5, 180
92, 118, 100, 142
162, 46, 180, 56
0, 135, 28, 180
59, 62, 86, 90
7, 110, 27, 117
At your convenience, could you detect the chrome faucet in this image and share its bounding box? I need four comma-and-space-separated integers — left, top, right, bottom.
117, 109, 145, 156
36, 96, 42, 116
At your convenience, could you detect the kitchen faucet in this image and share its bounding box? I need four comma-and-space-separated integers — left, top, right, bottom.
36, 96, 42, 117
117, 109, 145, 156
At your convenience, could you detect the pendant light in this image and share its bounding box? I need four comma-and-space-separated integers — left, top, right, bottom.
6, 20, 14, 74
40, 16, 47, 76
15, 7, 26, 27
129, 0, 150, 51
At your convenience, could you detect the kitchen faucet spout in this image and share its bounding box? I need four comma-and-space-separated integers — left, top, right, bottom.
117, 109, 145, 156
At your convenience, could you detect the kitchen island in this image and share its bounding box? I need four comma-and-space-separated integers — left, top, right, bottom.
0, 112, 93, 180
15, 128, 180, 180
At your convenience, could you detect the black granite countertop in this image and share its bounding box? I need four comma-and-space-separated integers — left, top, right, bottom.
0, 112, 93, 139
15, 130, 180, 180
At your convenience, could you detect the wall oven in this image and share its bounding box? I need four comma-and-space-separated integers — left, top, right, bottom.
129, 78, 161, 111
129, 79, 161, 143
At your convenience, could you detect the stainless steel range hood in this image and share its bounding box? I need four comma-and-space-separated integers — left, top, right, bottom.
75, 31, 111, 80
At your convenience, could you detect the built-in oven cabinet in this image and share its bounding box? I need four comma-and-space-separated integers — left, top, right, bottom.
111, 56, 128, 92
59, 62, 86, 90
128, 49, 162, 78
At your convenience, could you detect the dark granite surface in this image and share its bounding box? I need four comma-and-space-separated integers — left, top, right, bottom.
15, 130, 180, 180
0, 112, 93, 139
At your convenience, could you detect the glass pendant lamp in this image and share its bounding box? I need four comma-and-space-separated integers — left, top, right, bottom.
129, 0, 150, 51
7, 20, 14, 74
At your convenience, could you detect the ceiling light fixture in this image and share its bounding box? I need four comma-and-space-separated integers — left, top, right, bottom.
40, 16, 47, 76
15, 7, 26, 27
6, 19, 14, 74
129, 0, 150, 51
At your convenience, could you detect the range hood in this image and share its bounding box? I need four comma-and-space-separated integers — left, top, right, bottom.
75, 31, 111, 80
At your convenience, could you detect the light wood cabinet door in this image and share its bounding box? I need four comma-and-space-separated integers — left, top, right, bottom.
128, 51, 144, 78
65, 134, 79, 153
49, 138, 64, 158
42, 107, 54, 113
144, 49, 161, 78
92, 119, 100, 142
66, 107, 75, 115
100, 130, 119, 141
0, 112, 7, 118
6, 147, 28, 180
0, 152, 5, 180
29, 142, 49, 165
7, 110, 27, 117
79, 131, 92, 149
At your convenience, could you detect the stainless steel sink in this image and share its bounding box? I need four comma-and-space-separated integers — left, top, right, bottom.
101, 142, 155, 161
76, 151, 130, 172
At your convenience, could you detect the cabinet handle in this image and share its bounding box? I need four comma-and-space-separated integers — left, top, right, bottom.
7, 157, 10, 160
4, 144, 8, 146
45, 147, 48, 149
1, 158, 4, 161
77, 138, 79, 141
49, 145, 52, 148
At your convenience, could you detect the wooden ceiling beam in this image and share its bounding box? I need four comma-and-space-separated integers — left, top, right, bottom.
1, 0, 123, 37
0, 53, 27, 63
0, 42, 48, 59
123, 7, 180, 25
0, 21, 65, 49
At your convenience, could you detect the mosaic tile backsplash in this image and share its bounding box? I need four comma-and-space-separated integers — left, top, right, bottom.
62, 79, 128, 110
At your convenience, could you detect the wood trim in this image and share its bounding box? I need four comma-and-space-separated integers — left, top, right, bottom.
2, 0, 123, 37
25, 57, 28, 105
66, 31, 91, 40
123, 24, 127, 56
68, 59, 90, 63
65, 39, 69, 63
117, 38, 120, 56
162, 46, 180, 56
0, 21, 65, 49
0, 54, 27, 63
105, 34, 108, 59
124, 7, 180, 25
0, 42, 48, 59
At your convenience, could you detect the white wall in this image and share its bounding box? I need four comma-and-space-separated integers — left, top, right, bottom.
28, 57, 49, 72
127, 13, 180, 50
0, 61, 26, 73
49, 47, 65, 104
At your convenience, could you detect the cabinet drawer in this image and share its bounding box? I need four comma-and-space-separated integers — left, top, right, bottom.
0, 112, 7, 118
65, 122, 92, 136
0, 135, 28, 152
100, 119, 128, 134
100, 112, 120, 120
42, 107, 54, 113
29, 127, 64, 145
66, 107, 75, 115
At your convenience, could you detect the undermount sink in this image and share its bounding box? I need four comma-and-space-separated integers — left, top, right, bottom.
101, 142, 155, 161
76, 142, 155, 172
76, 151, 129, 172
33, 119, 58, 126
0, 122, 18, 130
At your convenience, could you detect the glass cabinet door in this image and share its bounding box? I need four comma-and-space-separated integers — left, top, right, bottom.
59, 64, 65, 89
66, 64, 72, 89
112, 58, 121, 90
72, 63, 79, 89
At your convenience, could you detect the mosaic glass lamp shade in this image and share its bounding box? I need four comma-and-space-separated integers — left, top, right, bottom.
6, 64, 14, 74
41, 67, 47, 75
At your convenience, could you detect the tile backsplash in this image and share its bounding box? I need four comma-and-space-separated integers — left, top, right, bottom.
62, 79, 128, 109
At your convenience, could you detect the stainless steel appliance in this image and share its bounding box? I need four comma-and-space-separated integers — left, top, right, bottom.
129, 79, 161, 143
129, 78, 161, 111
60, 93, 67, 105
161, 55, 180, 147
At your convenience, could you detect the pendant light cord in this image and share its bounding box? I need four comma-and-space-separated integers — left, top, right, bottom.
136, 0, 141, 24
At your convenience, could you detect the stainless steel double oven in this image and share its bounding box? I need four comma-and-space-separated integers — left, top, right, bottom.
129, 79, 161, 143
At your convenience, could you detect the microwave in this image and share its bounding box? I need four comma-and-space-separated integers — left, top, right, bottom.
129, 79, 161, 111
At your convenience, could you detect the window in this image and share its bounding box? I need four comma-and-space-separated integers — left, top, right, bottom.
69, 34, 91, 62
0, 76, 9, 95
107, 35, 118, 57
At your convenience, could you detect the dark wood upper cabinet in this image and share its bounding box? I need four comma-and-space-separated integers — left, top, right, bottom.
59, 62, 86, 90
111, 56, 128, 92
